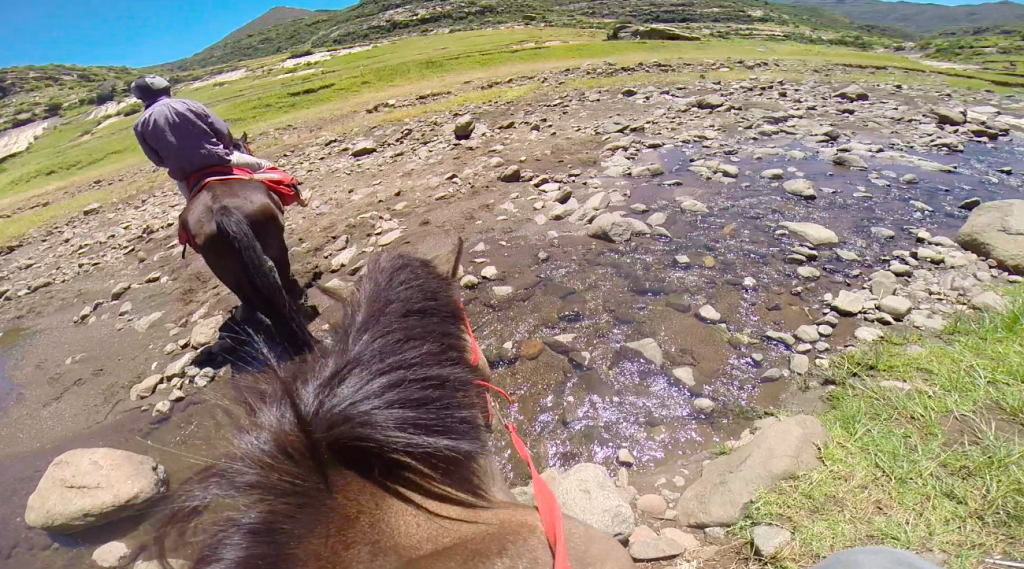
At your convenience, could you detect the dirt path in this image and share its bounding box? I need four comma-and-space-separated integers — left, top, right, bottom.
2, 59, 1023, 568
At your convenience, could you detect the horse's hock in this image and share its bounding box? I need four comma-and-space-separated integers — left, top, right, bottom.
24, 448, 167, 533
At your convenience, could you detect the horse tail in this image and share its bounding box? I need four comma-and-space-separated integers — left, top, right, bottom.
213, 205, 314, 355
155, 252, 489, 568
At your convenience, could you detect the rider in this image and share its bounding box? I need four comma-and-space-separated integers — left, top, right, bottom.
130, 75, 272, 199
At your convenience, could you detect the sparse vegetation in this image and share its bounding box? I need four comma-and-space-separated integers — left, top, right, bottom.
743, 286, 1024, 569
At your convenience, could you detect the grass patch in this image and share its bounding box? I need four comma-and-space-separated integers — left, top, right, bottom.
744, 286, 1024, 569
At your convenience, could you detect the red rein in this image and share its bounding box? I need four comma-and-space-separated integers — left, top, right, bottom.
462, 308, 571, 569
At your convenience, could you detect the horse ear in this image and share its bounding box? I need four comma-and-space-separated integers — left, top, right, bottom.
430, 237, 463, 280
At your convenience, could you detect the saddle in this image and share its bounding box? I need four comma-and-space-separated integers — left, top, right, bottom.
178, 166, 304, 249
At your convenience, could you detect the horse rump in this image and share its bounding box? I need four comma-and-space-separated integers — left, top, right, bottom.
213, 205, 314, 355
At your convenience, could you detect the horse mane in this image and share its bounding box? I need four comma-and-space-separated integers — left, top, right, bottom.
156, 252, 491, 568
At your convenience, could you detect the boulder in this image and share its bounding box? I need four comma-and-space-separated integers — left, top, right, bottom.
588, 213, 634, 243
779, 222, 839, 246
628, 536, 684, 561
551, 463, 635, 539
783, 179, 816, 199
189, 316, 224, 349
676, 416, 828, 527
970, 291, 1008, 312
25, 448, 167, 533
751, 525, 792, 558
92, 541, 131, 568
625, 338, 664, 366
931, 107, 966, 126
453, 115, 475, 140
879, 296, 912, 319
832, 290, 865, 316
834, 85, 868, 102
350, 140, 377, 157
956, 200, 1024, 274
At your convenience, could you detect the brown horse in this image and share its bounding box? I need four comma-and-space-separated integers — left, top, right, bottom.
178, 134, 312, 354
155, 242, 634, 569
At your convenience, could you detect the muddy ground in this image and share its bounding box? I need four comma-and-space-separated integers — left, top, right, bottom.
2, 59, 1023, 568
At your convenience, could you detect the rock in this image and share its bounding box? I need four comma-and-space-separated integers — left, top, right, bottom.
92, 541, 131, 568
957, 200, 1024, 273
676, 416, 828, 527
492, 286, 514, 298
970, 291, 1008, 312
152, 400, 173, 416
110, 282, 131, 301
330, 248, 359, 271
164, 352, 196, 378
350, 139, 377, 157
779, 222, 839, 246
751, 525, 792, 558
133, 312, 163, 333
901, 174, 919, 184
789, 354, 810, 375
832, 154, 868, 169
453, 115, 475, 139
832, 290, 865, 316
694, 397, 716, 412
588, 213, 634, 243
760, 169, 784, 180
672, 367, 697, 389
499, 165, 522, 183
797, 266, 821, 279
480, 266, 499, 280
133, 560, 190, 569
459, 275, 479, 289
617, 448, 636, 466
626, 338, 664, 366
766, 331, 796, 346
959, 198, 982, 211
628, 537, 684, 562
834, 85, 868, 102
932, 107, 967, 126
696, 95, 726, 110
697, 305, 721, 323
854, 327, 885, 342
795, 325, 820, 343
637, 494, 669, 515
879, 296, 912, 319
872, 227, 896, 240
551, 463, 635, 539
129, 375, 163, 401
189, 316, 224, 349
661, 528, 700, 551
783, 179, 816, 199
680, 199, 709, 214
24, 448, 167, 533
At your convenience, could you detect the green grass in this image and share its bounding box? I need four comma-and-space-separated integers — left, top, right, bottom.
743, 286, 1024, 569
4, 28, 1024, 235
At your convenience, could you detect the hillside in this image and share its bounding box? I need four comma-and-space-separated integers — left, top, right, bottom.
222, 6, 319, 41
777, 0, 1024, 33
165, 0, 907, 70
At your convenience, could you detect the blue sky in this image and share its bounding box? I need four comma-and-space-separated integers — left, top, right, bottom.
2, 1, 355, 68
2, 0, 1018, 68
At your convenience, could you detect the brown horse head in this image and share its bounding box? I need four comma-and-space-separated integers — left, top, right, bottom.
154, 245, 632, 569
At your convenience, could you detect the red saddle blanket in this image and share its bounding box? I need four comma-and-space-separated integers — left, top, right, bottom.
178, 166, 302, 247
